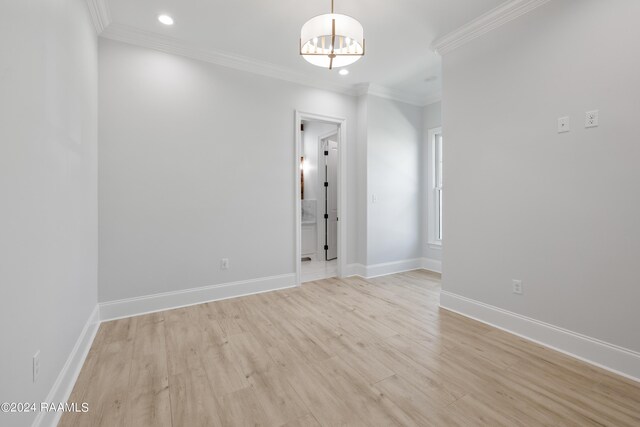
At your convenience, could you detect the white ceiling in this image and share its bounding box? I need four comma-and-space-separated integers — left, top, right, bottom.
104, 0, 505, 104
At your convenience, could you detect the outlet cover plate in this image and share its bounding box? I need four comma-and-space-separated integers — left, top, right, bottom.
558, 116, 570, 133
33, 351, 40, 383
585, 110, 599, 128
512, 280, 523, 295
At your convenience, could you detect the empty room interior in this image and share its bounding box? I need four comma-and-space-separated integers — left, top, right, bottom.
2, 0, 640, 426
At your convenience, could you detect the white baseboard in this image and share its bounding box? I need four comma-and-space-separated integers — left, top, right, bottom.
365, 258, 425, 278
345, 257, 441, 279
301, 267, 338, 284
99, 274, 297, 321
421, 257, 442, 274
33, 305, 100, 427
344, 263, 367, 277
440, 291, 640, 382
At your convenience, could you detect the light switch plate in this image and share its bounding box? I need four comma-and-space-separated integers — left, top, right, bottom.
558, 116, 570, 133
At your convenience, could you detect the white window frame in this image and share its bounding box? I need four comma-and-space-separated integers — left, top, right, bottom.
427, 127, 443, 248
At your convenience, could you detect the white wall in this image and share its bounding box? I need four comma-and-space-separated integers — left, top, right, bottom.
442, 0, 640, 353
422, 101, 442, 262
355, 95, 369, 266
366, 95, 423, 265
98, 39, 359, 302
0, 0, 98, 425
423, 101, 442, 130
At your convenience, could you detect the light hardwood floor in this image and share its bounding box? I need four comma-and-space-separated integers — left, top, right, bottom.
60, 270, 640, 426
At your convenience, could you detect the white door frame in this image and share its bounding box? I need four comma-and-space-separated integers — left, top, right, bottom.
295, 111, 347, 286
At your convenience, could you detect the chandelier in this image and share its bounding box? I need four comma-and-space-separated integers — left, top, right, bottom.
300, 0, 365, 69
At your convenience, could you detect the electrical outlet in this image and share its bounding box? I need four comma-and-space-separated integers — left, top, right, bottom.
33, 351, 40, 383
585, 110, 599, 128
220, 258, 229, 270
558, 116, 570, 133
372, 194, 377, 204
512, 280, 523, 295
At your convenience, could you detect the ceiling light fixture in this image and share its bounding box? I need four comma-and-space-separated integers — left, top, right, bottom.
338, 69, 349, 76
158, 14, 174, 25
300, 0, 365, 70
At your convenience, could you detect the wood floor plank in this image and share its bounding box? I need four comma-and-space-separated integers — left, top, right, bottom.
163, 307, 206, 376
280, 360, 357, 426
327, 333, 396, 384
63, 270, 640, 426
66, 317, 138, 427
218, 387, 269, 427
163, 308, 226, 426
168, 368, 223, 427
227, 331, 275, 377
247, 368, 310, 426
507, 359, 640, 426
260, 309, 334, 364
280, 413, 321, 427
195, 304, 251, 397
125, 312, 171, 427
367, 340, 465, 404
315, 355, 417, 426
200, 340, 250, 397
372, 374, 469, 426
441, 346, 607, 426
445, 394, 534, 427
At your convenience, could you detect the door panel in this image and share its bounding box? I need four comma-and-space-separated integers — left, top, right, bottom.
325, 139, 338, 260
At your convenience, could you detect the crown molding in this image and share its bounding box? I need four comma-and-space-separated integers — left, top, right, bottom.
423, 92, 442, 107
354, 83, 371, 97
100, 23, 437, 107
367, 84, 432, 107
432, 0, 552, 55
101, 23, 358, 96
85, 0, 111, 34
354, 83, 437, 107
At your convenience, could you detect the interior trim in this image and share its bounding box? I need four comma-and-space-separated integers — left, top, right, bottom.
99, 23, 432, 107
99, 274, 296, 321
432, 0, 552, 55
85, 0, 111, 34
345, 258, 442, 278
33, 305, 100, 427
440, 290, 640, 382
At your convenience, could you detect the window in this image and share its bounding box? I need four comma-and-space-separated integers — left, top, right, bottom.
427, 127, 443, 246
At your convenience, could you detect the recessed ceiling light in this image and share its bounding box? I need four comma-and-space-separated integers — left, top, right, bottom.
339, 69, 349, 76
158, 15, 174, 25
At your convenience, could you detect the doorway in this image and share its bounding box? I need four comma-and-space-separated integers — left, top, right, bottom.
295, 111, 347, 285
